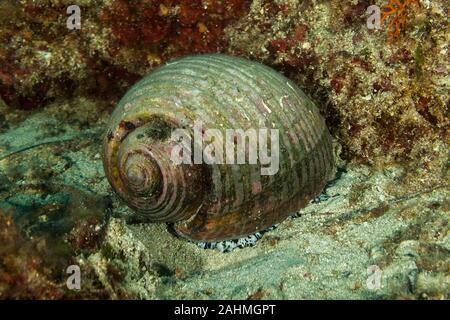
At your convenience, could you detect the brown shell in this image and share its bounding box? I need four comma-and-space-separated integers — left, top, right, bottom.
102, 54, 335, 242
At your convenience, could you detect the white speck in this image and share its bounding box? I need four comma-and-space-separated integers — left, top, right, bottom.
279, 95, 288, 107
124, 103, 133, 111
302, 42, 311, 50
287, 82, 296, 92
37, 50, 52, 66
260, 100, 272, 114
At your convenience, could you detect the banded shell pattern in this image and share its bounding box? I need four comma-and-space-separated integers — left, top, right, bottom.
102, 54, 335, 242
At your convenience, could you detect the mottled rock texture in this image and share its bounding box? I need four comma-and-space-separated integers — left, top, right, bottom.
0, 0, 448, 299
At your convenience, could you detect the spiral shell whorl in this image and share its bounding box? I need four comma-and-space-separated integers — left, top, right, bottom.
103, 54, 335, 241
103, 117, 204, 222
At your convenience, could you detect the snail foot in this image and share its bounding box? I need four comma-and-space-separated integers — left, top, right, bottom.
192, 225, 279, 253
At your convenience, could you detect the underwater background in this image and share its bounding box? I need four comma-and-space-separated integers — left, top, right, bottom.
0, 0, 448, 299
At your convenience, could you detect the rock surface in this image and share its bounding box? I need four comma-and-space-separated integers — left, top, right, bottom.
0, 0, 448, 299
0, 98, 448, 299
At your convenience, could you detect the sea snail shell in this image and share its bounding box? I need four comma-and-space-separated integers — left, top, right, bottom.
102, 54, 334, 242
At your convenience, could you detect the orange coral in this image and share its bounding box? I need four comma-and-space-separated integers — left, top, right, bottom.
381, 0, 420, 43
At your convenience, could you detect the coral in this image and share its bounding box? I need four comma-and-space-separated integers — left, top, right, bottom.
381, 0, 421, 43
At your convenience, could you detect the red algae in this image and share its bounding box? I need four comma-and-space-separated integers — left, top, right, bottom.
227, 0, 448, 172
101, 0, 252, 59
0, 210, 64, 299
0, 0, 252, 110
